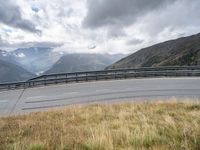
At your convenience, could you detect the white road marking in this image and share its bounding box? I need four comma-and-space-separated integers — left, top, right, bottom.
62, 92, 79, 95
27, 96, 46, 100
26, 92, 80, 101
59, 92, 80, 97
95, 89, 109, 92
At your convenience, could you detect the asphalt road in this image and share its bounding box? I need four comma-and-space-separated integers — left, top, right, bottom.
0, 77, 200, 116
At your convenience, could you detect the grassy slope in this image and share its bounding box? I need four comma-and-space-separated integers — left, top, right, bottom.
0, 100, 200, 150
108, 33, 200, 70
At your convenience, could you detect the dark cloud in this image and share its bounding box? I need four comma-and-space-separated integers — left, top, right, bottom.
83, 0, 175, 28
31, 7, 40, 13
107, 25, 127, 38
137, 0, 200, 37
0, 0, 41, 33
0, 39, 63, 50
20, 42, 63, 48
127, 38, 144, 45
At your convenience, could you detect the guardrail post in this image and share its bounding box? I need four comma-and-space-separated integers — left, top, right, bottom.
124, 71, 127, 79
55, 75, 58, 84
23, 82, 26, 89
76, 73, 78, 82
65, 74, 68, 83
105, 72, 107, 80
86, 73, 88, 81
44, 77, 47, 86
133, 72, 136, 78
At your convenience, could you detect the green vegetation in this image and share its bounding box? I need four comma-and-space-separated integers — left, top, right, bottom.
142, 56, 163, 67
162, 49, 199, 67
0, 100, 200, 150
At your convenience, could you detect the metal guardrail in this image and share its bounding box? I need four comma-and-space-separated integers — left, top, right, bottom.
1, 66, 200, 91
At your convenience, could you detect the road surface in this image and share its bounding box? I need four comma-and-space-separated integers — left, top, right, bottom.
0, 77, 200, 116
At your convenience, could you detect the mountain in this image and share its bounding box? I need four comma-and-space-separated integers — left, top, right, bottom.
0, 59, 35, 83
10, 47, 62, 75
107, 33, 200, 69
45, 53, 125, 74
0, 49, 20, 65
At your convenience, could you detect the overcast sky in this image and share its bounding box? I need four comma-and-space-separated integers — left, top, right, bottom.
0, 0, 200, 54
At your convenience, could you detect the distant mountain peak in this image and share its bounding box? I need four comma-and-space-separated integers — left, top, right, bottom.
45, 53, 125, 74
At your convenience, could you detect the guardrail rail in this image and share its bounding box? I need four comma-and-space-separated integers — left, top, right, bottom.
1, 66, 200, 91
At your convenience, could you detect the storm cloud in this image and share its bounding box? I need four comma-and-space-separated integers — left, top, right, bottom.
126, 38, 144, 45
0, 41, 62, 51
83, 0, 176, 28
1, 0, 200, 54
0, 0, 40, 33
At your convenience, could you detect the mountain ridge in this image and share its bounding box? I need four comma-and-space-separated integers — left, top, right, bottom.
107, 33, 200, 69
45, 53, 125, 74
1, 47, 62, 74
0, 59, 35, 83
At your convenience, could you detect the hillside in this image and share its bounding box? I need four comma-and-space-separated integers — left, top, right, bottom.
0, 59, 35, 83
0, 100, 200, 150
108, 33, 200, 69
45, 53, 124, 74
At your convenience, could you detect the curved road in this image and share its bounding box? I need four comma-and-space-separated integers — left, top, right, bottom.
0, 77, 200, 116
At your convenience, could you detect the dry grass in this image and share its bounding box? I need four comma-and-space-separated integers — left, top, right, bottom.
0, 99, 200, 150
